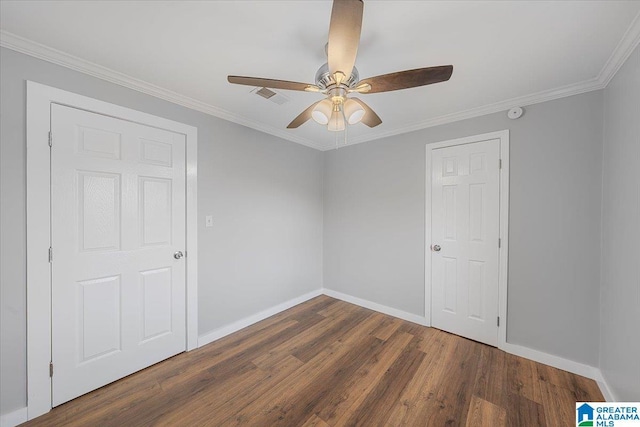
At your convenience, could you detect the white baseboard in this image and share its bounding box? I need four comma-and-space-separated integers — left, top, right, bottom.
593, 371, 618, 402
501, 342, 617, 401
0, 407, 27, 427
11, 285, 614, 427
197, 289, 323, 347
321, 288, 616, 401
321, 288, 429, 326
198, 287, 615, 402
501, 342, 600, 380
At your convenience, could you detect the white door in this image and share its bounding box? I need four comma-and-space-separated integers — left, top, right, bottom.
430, 139, 500, 346
50, 104, 186, 406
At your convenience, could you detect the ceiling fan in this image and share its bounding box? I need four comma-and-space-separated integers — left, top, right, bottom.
227, 0, 453, 131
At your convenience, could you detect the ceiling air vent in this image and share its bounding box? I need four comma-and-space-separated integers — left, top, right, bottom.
251, 87, 290, 105
256, 87, 276, 99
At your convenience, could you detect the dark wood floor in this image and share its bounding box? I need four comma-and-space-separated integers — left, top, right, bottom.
22, 295, 604, 426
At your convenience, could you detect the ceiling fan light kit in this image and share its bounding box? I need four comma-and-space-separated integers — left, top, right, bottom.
310, 81, 366, 131
227, 0, 454, 133
312, 99, 333, 125
344, 98, 365, 125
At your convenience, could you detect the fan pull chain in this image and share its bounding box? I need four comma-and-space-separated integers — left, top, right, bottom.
343, 115, 348, 147
339, 104, 348, 148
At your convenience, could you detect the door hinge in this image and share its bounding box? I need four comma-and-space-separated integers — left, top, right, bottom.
498, 238, 502, 248
49, 362, 53, 377
497, 316, 500, 327
499, 159, 502, 169
48, 247, 53, 263
48, 131, 52, 148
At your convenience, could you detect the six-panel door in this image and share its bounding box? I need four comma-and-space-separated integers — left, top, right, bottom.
51, 104, 186, 406
430, 139, 501, 347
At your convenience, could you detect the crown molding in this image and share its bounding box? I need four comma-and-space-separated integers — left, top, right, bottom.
335, 11, 640, 151
3, 10, 639, 153
338, 77, 604, 149
0, 30, 325, 151
597, 11, 640, 87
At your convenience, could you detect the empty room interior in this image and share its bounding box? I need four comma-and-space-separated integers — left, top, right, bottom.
1, 1, 639, 426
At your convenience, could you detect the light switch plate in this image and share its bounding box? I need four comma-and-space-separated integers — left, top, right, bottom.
205, 215, 213, 227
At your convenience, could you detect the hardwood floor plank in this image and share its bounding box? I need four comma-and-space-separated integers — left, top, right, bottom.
195, 314, 324, 370
314, 331, 415, 424
415, 327, 441, 353
316, 299, 361, 318
540, 380, 579, 427
157, 318, 300, 385
370, 315, 403, 341
79, 359, 260, 427
202, 295, 332, 351
537, 363, 605, 401
301, 414, 331, 427
24, 363, 167, 426
507, 393, 547, 427
465, 395, 507, 427
417, 337, 483, 426
223, 311, 383, 425
472, 345, 508, 409
395, 322, 442, 354
384, 328, 455, 426
291, 309, 373, 362
22, 297, 606, 427
251, 310, 355, 369
159, 355, 304, 427
335, 337, 427, 426
506, 353, 543, 403
245, 335, 385, 426
264, 295, 336, 322
153, 363, 266, 426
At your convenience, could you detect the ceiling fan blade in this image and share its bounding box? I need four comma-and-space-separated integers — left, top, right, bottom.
357, 65, 453, 94
228, 76, 319, 92
351, 97, 382, 127
327, 0, 363, 82
287, 101, 323, 129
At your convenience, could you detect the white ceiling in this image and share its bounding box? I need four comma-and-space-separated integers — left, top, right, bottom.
2, 1, 639, 150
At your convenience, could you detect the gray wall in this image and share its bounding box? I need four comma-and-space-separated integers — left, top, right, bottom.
600, 45, 640, 400
2, 41, 637, 416
324, 91, 604, 366
0, 47, 323, 415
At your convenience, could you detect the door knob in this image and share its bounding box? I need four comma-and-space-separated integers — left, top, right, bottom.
174, 251, 184, 259
432, 245, 441, 252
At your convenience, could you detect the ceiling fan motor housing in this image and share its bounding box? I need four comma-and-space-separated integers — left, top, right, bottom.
315, 62, 360, 90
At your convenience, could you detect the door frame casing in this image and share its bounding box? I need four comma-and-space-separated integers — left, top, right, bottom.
424, 130, 509, 349
26, 81, 198, 420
